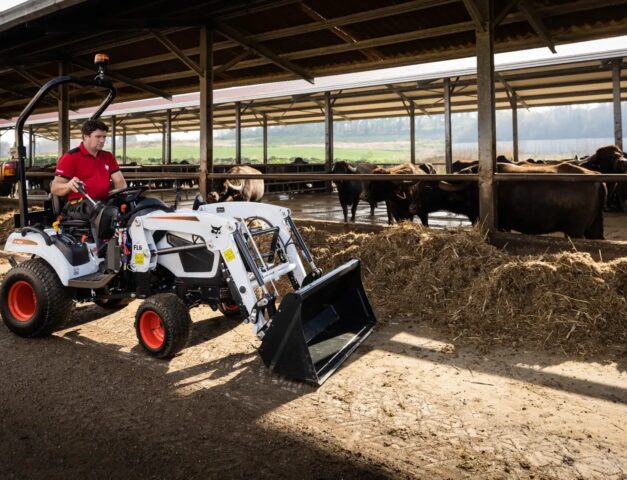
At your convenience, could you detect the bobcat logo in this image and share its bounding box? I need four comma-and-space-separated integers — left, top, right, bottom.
211, 225, 222, 235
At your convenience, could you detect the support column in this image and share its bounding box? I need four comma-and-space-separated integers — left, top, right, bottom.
443, 77, 453, 173
612, 59, 623, 150
235, 101, 241, 164
325, 91, 334, 192
199, 26, 213, 198
409, 103, 416, 164
263, 114, 268, 165
476, 0, 497, 233
122, 126, 127, 165
161, 122, 166, 164
28, 125, 34, 167
111, 115, 117, 159
58, 61, 70, 156
165, 109, 172, 164
511, 92, 519, 162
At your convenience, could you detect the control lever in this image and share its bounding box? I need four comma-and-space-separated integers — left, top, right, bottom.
76, 181, 97, 207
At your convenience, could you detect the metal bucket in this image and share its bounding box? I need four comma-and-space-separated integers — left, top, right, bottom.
259, 259, 376, 386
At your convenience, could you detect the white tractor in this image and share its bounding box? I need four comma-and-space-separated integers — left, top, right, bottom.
0, 55, 376, 385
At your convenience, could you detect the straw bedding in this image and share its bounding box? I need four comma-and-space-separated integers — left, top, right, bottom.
301, 223, 627, 356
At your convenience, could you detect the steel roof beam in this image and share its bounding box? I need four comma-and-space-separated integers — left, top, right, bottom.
300, 2, 383, 61
462, 0, 486, 32
211, 19, 314, 83
517, 0, 556, 53
151, 30, 203, 76
494, 0, 520, 25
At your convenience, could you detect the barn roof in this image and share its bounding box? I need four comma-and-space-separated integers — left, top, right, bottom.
1, 0, 626, 121
1, 47, 624, 139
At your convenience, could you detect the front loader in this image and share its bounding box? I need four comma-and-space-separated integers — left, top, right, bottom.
0, 54, 376, 386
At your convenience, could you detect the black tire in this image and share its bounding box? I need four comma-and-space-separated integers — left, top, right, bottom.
135, 293, 191, 359
0, 258, 74, 337
94, 297, 133, 310
217, 301, 245, 319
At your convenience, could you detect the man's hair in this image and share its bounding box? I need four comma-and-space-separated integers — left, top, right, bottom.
81, 119, 109, 137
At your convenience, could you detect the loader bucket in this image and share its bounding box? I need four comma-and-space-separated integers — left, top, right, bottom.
259, 259, 376, 386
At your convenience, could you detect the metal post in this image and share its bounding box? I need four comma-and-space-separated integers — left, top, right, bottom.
612, 59, 623, 150
199, 26, 213, 198
122, 126, 127, 165
58, 61, 70, 157
443, 77, 453, 173
410, 103, 416, 164
476, 0, 497, 233
263, 114, 268, 165
325, 91, 334, 192
111, 115, 117, 159
165, 109, 172, 164
511, 92, 519, 162
161, 122, 166, 164
28, 125, 33, 167
235, 101, 242, 164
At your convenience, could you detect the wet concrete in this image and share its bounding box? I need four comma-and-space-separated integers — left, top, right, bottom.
265, 192, 472, 229
165, 188, 627, 240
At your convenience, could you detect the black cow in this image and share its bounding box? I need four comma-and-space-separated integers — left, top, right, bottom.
410, 162, 606, 239
331, 161, 377, 222
364, 162, 436, 224
578, 145, 627, 213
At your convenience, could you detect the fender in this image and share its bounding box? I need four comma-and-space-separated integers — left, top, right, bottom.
4, 230, 100, 285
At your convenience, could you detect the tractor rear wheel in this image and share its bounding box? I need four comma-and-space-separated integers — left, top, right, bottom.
1, 258, 74, 337
135, 293, 191, 359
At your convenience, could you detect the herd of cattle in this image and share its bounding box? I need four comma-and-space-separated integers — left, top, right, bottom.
5, 145, 627, 239
331, 145, 627, 239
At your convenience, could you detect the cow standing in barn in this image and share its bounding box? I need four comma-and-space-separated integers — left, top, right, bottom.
331, 161, 377, 222
578, 145, 627, 213
216, 165, 264, 202
364, 162, 436, 225
410, 161, 606, 239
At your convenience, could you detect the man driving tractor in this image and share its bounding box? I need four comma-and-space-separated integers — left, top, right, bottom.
51, 119, 127, 221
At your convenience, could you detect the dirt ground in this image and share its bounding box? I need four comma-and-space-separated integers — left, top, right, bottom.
0, 253, 625, 479
0, 205, 626, 479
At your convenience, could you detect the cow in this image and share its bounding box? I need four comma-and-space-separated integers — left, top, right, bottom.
578, 145, 627, 213
214, 165, 264, 202
364, 162, 436, 224
410, 161, 606, 239
331, 161, 377, 222
451, 155, 514, 173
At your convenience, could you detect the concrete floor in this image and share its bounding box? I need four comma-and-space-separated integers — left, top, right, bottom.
265, 191, 471, 228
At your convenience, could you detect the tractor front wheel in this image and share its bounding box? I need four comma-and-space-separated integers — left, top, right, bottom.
135, 293, 191, 359
1, 258, 74, 337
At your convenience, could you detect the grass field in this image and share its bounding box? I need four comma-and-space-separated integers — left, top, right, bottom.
121, 140, 446, 164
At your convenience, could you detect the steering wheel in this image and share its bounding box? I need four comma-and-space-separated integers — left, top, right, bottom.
107, 185, 148, 203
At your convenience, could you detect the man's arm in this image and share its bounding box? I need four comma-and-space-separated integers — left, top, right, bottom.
111, 171, 127, 190
51, 176, 81, 197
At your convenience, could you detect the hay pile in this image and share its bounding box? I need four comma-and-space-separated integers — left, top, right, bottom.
301, 223, 627, 356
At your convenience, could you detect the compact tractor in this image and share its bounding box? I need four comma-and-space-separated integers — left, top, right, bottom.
0, 55, 376, 385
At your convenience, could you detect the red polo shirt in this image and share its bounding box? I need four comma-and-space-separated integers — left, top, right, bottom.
55, 143, 120, 201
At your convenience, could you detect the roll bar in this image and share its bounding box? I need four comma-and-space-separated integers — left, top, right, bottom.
14, 57, 116, 227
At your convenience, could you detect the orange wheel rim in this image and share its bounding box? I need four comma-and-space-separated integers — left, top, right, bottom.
222, 302, 239, 312
139, 310, 165, 349
8, 281, 37, 322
